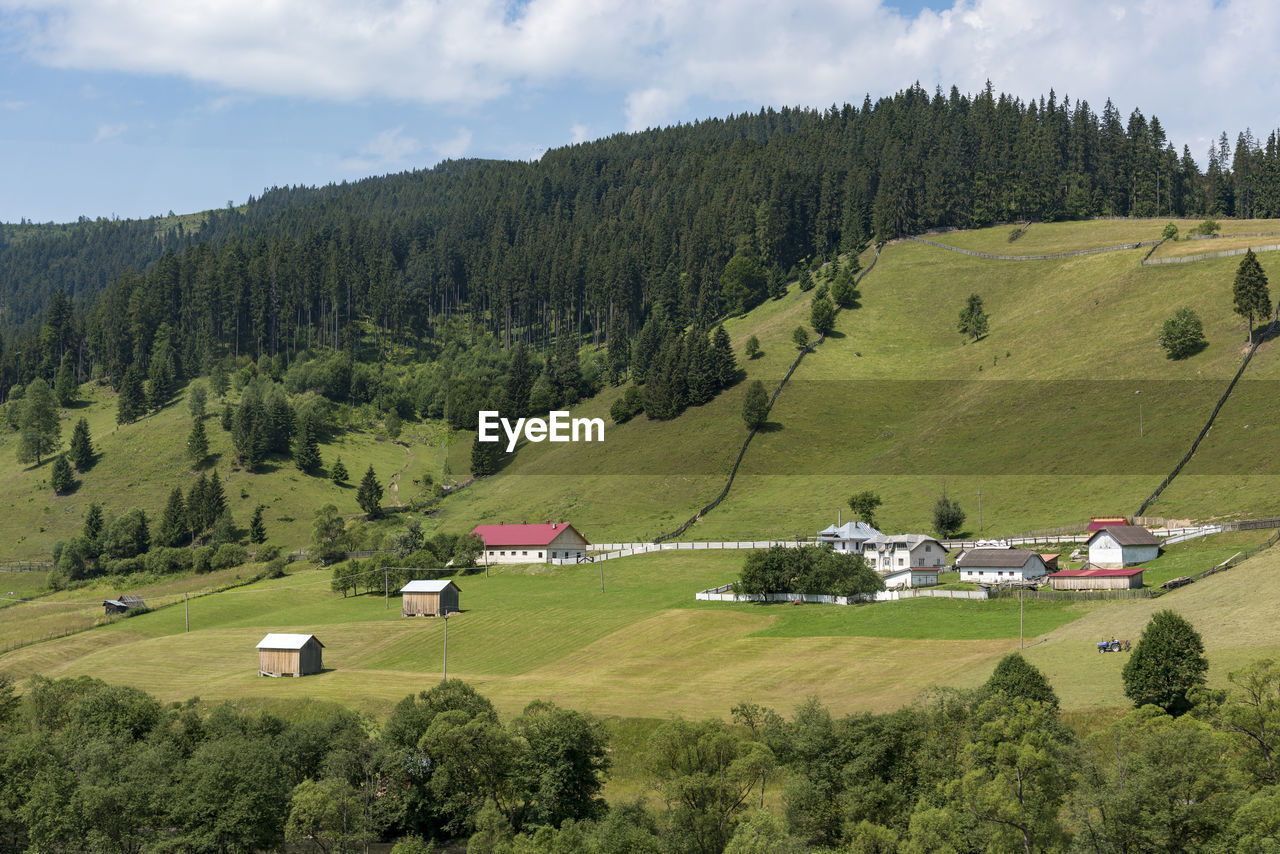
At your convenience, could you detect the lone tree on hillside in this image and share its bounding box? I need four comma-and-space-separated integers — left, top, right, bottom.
1158, 307, 1207, 359
357, 466, 384, 518
68, 417, 94, 471
17, 378, 60, 466
792, 326, 810, 350
186, 418, 210, 464
1233, 249, 1273, 345
1122, 609, 1208, 716
742, 380, 770, 430
847, 491, 882, 528
810, 297, 836, 336
249, 505, 267, 546
330, 456, 348, 484
932, 495, 966, 538
744, 335, 761, 360
957, 293, 990, 341
50, 454, 74, 495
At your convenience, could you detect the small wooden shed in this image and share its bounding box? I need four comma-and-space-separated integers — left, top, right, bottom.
256, 633, 324, 677
103, 594, 145, 616
1049, 567, 1145, 591
400, 580, 461, 617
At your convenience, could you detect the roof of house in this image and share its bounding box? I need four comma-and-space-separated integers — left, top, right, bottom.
817, 521, 883, 541
1051, 567, 1145, 578
400, 580, 460, 594
471, 522, 587, 547
1039, 554, 1060, 561
1088, 526, 1160, 547
1087, 517, 1129, 531
865, 534, 947, 552
881, 566, 940, 577
256, 633, 325, 650
104, 595, 145, 608
956, 548, 1041, 568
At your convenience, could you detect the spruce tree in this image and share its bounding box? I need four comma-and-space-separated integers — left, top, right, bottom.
331, 456, 349, 484
249, 504, 267, 545
471, 437, 498, 477
187, 418, 210, 464
158, 487, 189, 547
54, 351, 77, 406
83, 502, 104, 545
1233, 249, 1273, 345
293, 416, 322, 473
50, 454, 74, 495
210, 363, 228, 398
711, 325, 737, 388
220, 403, 234, 432
684, 331, 716, 406
186, 474, 210, 542
68, 417, 94, 471
957, 293, 990, 341
188, 382, 208, 419
357, 466, 384, 518
116, 364, 145, 425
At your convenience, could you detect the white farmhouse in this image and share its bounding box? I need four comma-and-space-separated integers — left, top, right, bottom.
471, 522, 590, 564
862, 534, 948, 573
954, 548, 1047, 584
1086, 526, 1160, 568
816, 521, 883, 553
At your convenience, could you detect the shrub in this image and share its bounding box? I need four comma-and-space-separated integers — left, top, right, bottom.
212, 543, 249, 571
144, 547, 192, 575
193, 546, 214, 574
257, 544, 283, 562
1158, 307, 1207, 360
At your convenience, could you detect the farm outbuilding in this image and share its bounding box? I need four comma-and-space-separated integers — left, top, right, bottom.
400, 579, 461, 617
1049, 567, 1145, 591
954, 548, 1048, 584
103, 595, 145, 616
472, 522, 590, 564
256, 633, 324, 677
1087, 526, 1160, 568
881, 567, 940, 588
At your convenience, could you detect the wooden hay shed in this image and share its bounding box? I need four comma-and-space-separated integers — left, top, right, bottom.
103, 594, 145, 616
1048, 567, 1144, 591
256, 633, 324, 677
400, 580, 460, 617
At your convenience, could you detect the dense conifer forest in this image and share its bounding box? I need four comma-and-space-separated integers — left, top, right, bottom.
3, 82, 1279, 407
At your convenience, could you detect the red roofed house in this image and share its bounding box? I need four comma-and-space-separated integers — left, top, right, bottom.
1087, 516, 1129, 531
1049, 567, 1145, 591
471, 522, 590, 564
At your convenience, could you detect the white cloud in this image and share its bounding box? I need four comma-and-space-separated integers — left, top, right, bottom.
434, 127, 472, 160
92, 122, 127, 141
339, 126, 421, 171
4, 0, 1280, 155
569, 122, 589, 144
1, 99, 25, 110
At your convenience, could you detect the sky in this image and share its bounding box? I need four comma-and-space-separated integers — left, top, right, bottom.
2, 0, 1279, 224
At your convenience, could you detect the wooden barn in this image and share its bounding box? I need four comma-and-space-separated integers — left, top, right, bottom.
102, 595, 145, 616
256, 633, 324, 677
400, 580, 461, 617
1049, 567, 1145, 591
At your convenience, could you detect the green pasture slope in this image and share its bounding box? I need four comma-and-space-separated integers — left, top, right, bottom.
437, 218, 1280, 541
3, 538, 1280, 725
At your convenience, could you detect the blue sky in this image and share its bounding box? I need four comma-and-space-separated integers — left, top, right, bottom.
2, 0, 1279, 224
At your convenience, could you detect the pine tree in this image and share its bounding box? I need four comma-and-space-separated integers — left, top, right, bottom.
158, 487, 189, 547
471, 437, 499, 477
357, 466, 384, 518
186, 474, 210, 542
17, 378, 61, 465
249, 504, 267, 545
116, 364, 146, 425
220, 403, 234, 431
83, 502, 104, 556
710, 325, 737, 388
210, 363, 228, 398
742, 379, 769, 429
50, 454, 74, 495
68, 417, 94, 471
331, 456, 349, 484
54, 351, 77, 406
1233, 249, 1273, 345
188, 382, 208, 419
293, 416, 322, 473
810, 297, 836, 336
187, 418, 209, 464
684, 331, 716, 406
957, 293, 990, 341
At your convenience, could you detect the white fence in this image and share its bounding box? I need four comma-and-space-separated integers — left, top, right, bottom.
694, 584, 988, 604
555, 540, 807, 565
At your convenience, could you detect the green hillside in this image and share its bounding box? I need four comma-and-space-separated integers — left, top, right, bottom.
436, 218, 1280, 541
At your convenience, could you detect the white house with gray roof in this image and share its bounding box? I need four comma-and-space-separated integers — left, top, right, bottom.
816, 521, 883, 553
862, 534, 948, 573
955, 548, 1047, 584
1086, 526, 1160, 568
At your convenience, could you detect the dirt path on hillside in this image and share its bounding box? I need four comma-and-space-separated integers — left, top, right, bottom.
388, 442, 414, 507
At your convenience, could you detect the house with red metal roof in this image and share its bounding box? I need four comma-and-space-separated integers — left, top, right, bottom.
471, 522, 590, 564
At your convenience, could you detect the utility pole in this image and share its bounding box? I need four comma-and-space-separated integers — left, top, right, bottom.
384, 567, 389, 610
600, 559, 605, 593
978, 490, 982, 532
184, 592, 189, 633
1019, 587, 1024, 649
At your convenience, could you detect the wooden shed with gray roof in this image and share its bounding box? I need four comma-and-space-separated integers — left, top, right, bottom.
103, 595, 145, 616
400, 580, 461, 617
256, 633, 324, 677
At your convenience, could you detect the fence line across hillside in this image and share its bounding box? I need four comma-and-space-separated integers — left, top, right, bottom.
906, 235, 1160, 261
694, 584, 988, 604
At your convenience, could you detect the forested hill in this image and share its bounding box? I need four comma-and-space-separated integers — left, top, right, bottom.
2, 82, 1278, 394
